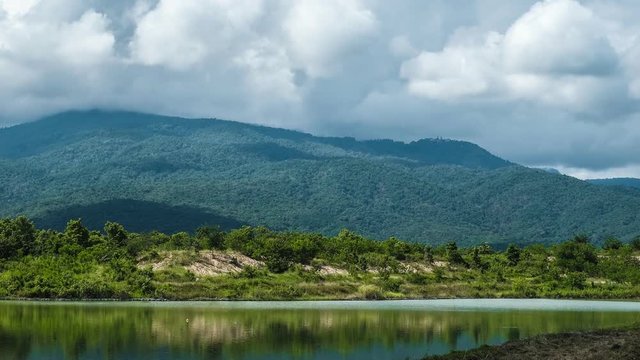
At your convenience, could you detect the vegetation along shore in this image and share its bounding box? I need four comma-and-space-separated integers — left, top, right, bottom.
2, 216, 640, 300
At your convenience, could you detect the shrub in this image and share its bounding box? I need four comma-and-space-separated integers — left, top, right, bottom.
359, 285, 384, 300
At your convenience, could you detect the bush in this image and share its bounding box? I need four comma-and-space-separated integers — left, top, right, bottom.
359, 285, 384, 300
564, 272, 587, 290
407, 272, 429, 285
602, 237, 623, 250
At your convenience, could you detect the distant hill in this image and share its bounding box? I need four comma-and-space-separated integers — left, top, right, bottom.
587, 178, 640, 190
1, 110, 640, 245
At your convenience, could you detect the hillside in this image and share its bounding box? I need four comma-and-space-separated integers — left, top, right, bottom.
1, 110, 640, 245
587, 178, 640, 190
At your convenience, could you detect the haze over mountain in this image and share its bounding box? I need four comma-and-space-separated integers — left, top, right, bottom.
1, 110, 640, 246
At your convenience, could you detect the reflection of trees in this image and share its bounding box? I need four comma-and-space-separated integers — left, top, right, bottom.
0, 303, 639, 359
0, 330, 32, 360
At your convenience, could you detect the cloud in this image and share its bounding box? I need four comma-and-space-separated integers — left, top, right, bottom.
0, 0, 640, 178
283, 0, 377, 77
400, 30, 503, 100
129, 0, 264, 70
400, 0, 637, 116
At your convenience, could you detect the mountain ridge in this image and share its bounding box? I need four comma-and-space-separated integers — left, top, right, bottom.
588, 178, 640, 190
1, 110, 639, 245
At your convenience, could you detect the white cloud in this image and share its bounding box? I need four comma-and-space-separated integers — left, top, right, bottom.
400, 0, 636, 115
129, 0, 264, 70
283, 0, 376, 77
400, 31, 503, 100
55, 11, 115, 66
503, 0, 617, 76
233, 39, 299, 102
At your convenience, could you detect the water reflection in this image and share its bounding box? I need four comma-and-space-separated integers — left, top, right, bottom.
0, 301, 639, 360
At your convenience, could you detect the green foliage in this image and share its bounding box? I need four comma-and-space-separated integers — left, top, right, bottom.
104, 222, 128, 247
445, 242, 466, 266
603, 237, 623, 250
555, 236, 598, 273
564, 272, 587, 290
4, 111, 640, 246
262, 238, 295, 273
0, 216, 36, 259
506, 244, 521, 266
196, 226, 225, 249
2, 216, 640, 301
64, 219, 90, 248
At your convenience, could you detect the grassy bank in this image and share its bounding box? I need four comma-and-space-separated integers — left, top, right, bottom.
2, 217, 640, 300
424, 326, 640, 360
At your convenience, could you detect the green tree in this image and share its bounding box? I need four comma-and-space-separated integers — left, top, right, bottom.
471, 247, 487, 270
196, 226, 225, 249
104, 222, 128, 247
382, 237, 411, 261
445, 241, 465, 265
0, 218, 18, 259
506, 244, 521, 266
64, 219, 90, 248
556, 237, 598, 273
423, 246, 434, 264
602, 237, 623, 250
0, 216, 36, 258
262, 238, 294, 273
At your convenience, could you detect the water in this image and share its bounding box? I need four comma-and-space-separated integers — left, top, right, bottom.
1, 299, 640, 360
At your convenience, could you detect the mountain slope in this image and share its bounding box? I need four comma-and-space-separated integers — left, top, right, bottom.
588, 178, 640, 190
1, 110, 639, 245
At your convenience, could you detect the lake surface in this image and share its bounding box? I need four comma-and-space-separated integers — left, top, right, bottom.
1, 299, 640, 360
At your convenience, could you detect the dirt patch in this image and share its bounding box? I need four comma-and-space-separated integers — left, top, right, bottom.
140, 250, 265, 276
425, 327, 640, 360
302, 265, 349, 276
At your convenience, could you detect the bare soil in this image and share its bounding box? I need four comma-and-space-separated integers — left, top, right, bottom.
140, 250, 264, 276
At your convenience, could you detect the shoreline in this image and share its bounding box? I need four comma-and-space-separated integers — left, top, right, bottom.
424, 326, 640, 360
2, 296, 640, 303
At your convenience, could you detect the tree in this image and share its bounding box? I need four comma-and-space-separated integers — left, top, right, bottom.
602, 237, 623, 250
573, 234, 590, 244
290, 235, 320, 264
471, 247, 487, 270
0, 216, 36, 259
445, 241, 465, 265
631, 236, 640, 251
506, 244, 521, 266
196, 226, 225, 249
262, 238, 294, 273
0, 218, 18, 259
382, 237, 411, 261
64, 219, 90, 248
556, 237, 598, 273
423, 246, 434, 264
104, 222, 128, 247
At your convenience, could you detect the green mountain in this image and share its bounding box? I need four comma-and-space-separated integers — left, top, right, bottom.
587, 178, 640, 190
1, 110, 639, 245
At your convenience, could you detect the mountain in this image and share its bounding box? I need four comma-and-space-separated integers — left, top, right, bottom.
587, 178, 640, 190
1, 110, 640, 245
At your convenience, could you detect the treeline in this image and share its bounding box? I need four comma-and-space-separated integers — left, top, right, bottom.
2, 216, 640, 300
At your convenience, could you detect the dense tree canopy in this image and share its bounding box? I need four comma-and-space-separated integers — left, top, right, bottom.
2, 111, 640, 246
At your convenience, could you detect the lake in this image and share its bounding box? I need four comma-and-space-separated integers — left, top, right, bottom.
1, 299, 640, 359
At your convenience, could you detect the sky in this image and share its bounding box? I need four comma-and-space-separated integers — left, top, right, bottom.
1, 0, 640, 179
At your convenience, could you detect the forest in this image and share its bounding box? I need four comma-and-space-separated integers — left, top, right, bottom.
3, 111, 640, 246
2, 216, 640, 300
